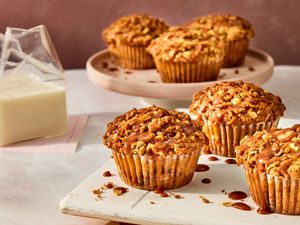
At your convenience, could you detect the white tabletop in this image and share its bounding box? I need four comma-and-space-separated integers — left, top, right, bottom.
0, 66, 299, 225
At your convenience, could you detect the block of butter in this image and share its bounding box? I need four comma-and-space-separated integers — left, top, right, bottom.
0, 74, 67, 146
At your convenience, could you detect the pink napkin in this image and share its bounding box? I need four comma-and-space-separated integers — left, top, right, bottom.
0, 115, 89, 153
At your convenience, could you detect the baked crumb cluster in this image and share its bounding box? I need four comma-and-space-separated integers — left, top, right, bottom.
190, 81, 285, 125
103, 106, 206, 155
146, 27, 224, 63
189, 14, 255, 41
236, 125, 300, 179
102, 13, 169, 47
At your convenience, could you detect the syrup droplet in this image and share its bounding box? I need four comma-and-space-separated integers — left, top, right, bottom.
208, 156, 219, 161
257, 207, 273, 215
228, 191, 247, 200
195, 164, 210, 172
224, 159, 237, 164
232, 202, 251, 211
201, 178, 211, 184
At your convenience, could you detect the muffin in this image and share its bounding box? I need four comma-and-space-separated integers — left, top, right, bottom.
236, 125, 300, 215
102, 13, 169, 69
189, 14, 254, 67
190, 81, 285, 157
146, 27, 224, 83
103, 106, 206, 190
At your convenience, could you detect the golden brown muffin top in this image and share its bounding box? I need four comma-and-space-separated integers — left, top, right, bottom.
189, 14, 255, 41
146, 27, 224, 63
103, 106, 206, 156
236, 125, 300, 179
190, 81, 285, 125
102, 13, 169, 47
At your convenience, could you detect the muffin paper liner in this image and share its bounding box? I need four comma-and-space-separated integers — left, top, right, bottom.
154, 57, 223, 83
112, 149, 201, 190
222, 39, 249, 68
244, 167, 300, 215
203, 118, 279, 157
108, 45, 155, 69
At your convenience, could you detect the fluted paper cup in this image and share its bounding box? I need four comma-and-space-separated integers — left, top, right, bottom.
222, 39, 249, 68
108, 45, 155, 69
112, 149, 201, 190
154, 56, 223, 83
203, 118, 279, 157
244, 167, 300, 215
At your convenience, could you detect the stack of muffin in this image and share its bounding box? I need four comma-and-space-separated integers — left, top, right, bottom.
102, 13, 254, 83
102, 13, 300, 216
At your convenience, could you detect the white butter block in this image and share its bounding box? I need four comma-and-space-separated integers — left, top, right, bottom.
0, 74, 67, 146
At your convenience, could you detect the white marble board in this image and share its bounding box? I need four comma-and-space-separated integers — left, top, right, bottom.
60, 118, 300, 225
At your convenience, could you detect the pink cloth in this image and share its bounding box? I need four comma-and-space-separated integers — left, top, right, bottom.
0, 115, 89, 153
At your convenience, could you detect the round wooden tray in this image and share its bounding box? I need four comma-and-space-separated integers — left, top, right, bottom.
86, 48, 274, 101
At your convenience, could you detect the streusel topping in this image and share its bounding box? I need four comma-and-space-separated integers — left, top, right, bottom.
102, 13, 169, 46
189, 14, 255, 41
190, 81, 285, 125
103, 106, 206, 155
236, 125, 300, 179
146, 27, 224, 63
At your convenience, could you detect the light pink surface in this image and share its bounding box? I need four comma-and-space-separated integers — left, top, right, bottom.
0, 115, 89, 153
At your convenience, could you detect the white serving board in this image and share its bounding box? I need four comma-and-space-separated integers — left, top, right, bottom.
60, 118, 300, 225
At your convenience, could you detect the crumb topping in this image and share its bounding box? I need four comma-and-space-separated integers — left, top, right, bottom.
190, 81, 285, 125
102, 13, 169, 47
146, 27, 224, 63
189, 14, 255, 41
103, 106, 206, 155
236, 125, 300, 179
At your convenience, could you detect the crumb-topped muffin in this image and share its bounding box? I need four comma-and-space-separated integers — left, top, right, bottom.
102, 13, 169, 69
236, 125, 300, 215
103, 106, 206, 190
189, 14, 254, 67
147, 27, 224, 83
190, 81, 285, 157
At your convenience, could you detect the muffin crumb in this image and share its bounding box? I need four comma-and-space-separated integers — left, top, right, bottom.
113, 187, 128, 196
248, 66, 255, 71
199, 195, 211, 203
103, 171, 112, 177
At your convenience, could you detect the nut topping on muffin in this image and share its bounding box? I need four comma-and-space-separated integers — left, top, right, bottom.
189, 14, 255, 41
103, 106, 206, 155
102, 13, 169, 47
236, 125, 300, 179
190, 81, 285, 125
147, 27, 224, 63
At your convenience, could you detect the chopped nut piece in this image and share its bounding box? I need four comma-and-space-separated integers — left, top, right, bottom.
103, 171, 112, 177
199, 195, 210, 203
113, 187, 128, 196
104, 182, 114, 189
174, 194, 181, 199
